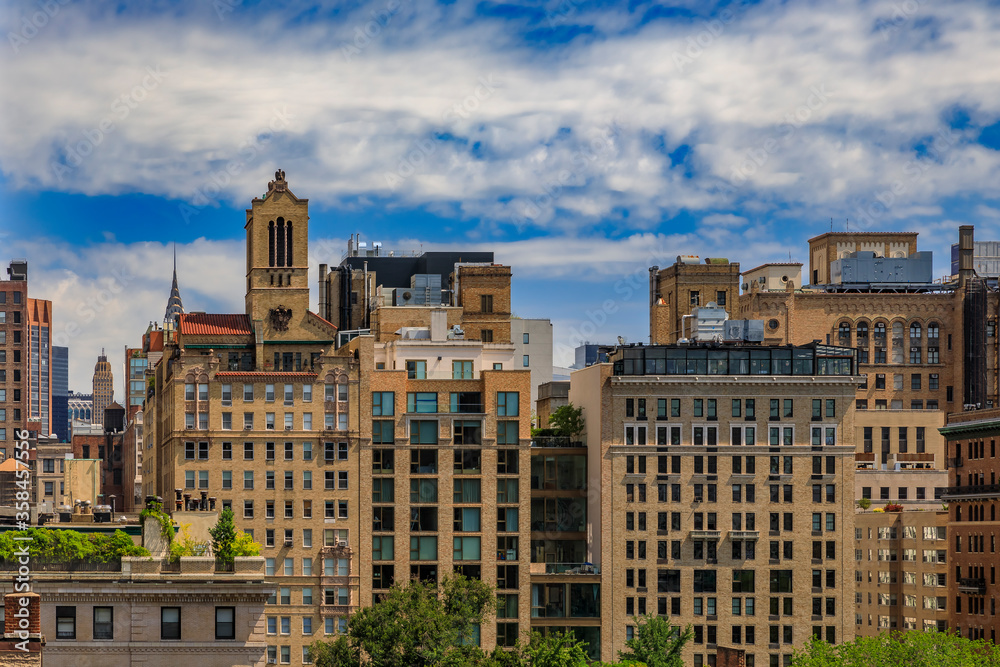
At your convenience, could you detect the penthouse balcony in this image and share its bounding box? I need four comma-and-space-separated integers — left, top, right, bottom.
942, 484, 1000, 499
532, 562, 601, 575
958, 578, 986, 594
532, 436, 585, 448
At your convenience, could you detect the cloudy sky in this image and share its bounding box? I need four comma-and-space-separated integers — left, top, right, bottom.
2, 0, 1000, 391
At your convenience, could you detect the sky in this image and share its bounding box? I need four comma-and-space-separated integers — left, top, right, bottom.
2, 0, 1000, 392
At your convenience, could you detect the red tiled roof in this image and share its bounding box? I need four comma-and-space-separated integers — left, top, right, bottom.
179, 313, 254, 336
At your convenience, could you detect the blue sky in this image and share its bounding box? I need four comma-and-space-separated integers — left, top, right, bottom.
2, 0, 1000, 391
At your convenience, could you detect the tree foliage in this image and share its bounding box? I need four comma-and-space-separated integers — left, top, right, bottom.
209, 506, 237, 561
791, 631, 1000, 667
167, 523, 210, 563
0, 528, 149, 562
616, 615, 691, 667
309, 575, 495, 667
857, 497, 871, 511
548, 404, 585, 438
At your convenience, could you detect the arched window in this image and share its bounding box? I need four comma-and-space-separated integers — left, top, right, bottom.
927, 322, 940, 339
276, 218, 286, 267
268, 220, 275, 267
286, 221, 293, 267
874, 321, 886, 337
909, 322, 921, 340
892, 321, 904, 339
837, 322, 851, 340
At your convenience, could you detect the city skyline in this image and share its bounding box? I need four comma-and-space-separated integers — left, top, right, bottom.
3, 0, 1000, 388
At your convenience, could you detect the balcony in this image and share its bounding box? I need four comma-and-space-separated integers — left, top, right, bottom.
730, 531, 760, 540
540, 562, 600, 575
689, 530, 721, 540
532, 436, 585, 448
958, 578, 986, 594
942, 484, 1000, 499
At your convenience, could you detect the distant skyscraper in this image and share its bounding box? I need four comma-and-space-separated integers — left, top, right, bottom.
27, 298, 53, 437
163, 245, 184, 330
92, 350, 113, 426
51, 346, 69, 441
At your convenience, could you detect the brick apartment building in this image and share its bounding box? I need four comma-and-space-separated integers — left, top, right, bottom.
853, 509, 949, 635
571, 342, 859, 665
941, 407, 1000, 642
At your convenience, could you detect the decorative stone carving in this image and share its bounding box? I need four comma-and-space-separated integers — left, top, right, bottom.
269, 305, 292, 331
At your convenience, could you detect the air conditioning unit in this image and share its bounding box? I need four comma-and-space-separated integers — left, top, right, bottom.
268, 659, 277, 665
694, 496, 703, 503
285, 426, 292, 431
338, 540, 348, 547
325, 426, 335, 431
284, 539, 293, 547
266, 425, 275, 430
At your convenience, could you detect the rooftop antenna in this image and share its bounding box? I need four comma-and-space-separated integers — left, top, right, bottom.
830, 217, 833, 232
846, 218, 849, 232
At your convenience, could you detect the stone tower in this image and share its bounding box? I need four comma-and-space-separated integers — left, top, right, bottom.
244, 169, 311, 339
92, 349, 114, 426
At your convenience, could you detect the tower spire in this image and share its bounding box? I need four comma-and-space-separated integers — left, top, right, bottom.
164, 244, 185, 329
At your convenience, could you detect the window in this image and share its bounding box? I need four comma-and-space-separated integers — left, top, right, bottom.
453, 361, 474, 379
481, 294, 494, 313
161, 607, 181, 640
497, 392, 519, 416
372, 392, 394, 416
93, 606, 114, 640
56, 606, 76, 639
215, 607, 235, 640
406, 360, 427, 379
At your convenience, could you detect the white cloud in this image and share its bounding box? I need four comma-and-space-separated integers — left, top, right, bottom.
1, 0, 999, 232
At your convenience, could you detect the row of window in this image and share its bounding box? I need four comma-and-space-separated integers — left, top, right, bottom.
860, 486, 944, 501
624, 424, 838, 447
55, 606, 230, 641
371, 478, 520, 504
856, 548, 947, 563
375, 448, 520, 475
183, 411, 347, 431
186, 382, 344, 403
184, 440, 347, 461
627, 454, 838, 476
856, 572, 947, 588
856, 525, 946, 540
189, 469, 350, 491
625, 398, 837, 420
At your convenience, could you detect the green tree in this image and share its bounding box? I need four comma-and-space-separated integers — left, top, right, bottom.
308, 575, 495, 667
209, 506, 238, 562
791, 631, 1000, 667
524, 631, 590, 667
617, 615, 692, 667
857, 497, 871, 511
548, 404, 585, 438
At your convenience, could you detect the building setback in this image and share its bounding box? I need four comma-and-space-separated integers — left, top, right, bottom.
570, 342, 859, 665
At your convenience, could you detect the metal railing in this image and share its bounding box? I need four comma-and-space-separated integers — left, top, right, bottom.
942, 484, 1000, 497
543, 563, 600, 575
0, 561, 122, 572
531, 436, 585, 448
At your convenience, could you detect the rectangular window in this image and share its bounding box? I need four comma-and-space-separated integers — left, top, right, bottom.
372, 392, 395, 416
215, 607, 235, 640
93, 606, 114, 640
497, 392, 519, 416
56, 606, 76, 639
161, 607, 181, 640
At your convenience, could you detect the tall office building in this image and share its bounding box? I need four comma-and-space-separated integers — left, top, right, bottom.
51, 345, 69, 441
92, 349, 114, 426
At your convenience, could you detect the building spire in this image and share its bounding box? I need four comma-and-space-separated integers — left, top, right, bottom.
164, 244, 185, 329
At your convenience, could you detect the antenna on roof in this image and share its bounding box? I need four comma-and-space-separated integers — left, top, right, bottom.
846, 218, 849, 232
830, 217, 833, 232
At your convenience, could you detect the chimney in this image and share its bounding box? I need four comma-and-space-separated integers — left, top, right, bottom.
4, 592, 41, 639
430, 309, 448, 342
959, 225, 975, 284
318, 264, 328, 320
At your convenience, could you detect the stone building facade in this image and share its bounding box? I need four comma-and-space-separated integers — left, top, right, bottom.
0, 556, 271, 667
570, 343, 859, 665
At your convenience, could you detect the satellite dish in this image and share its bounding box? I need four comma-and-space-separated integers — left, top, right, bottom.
617, 336, 627, 345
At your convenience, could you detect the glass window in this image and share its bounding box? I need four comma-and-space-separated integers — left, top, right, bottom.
161, 607, 181, 640
215, 607, 235, 640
